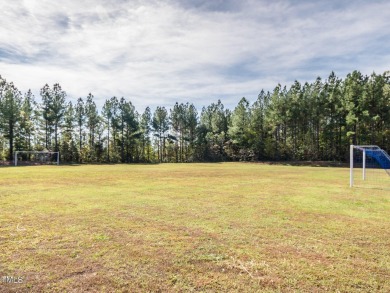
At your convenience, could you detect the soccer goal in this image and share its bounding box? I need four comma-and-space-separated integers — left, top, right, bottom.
14, 151, 60, 166
350, 145, 390, 189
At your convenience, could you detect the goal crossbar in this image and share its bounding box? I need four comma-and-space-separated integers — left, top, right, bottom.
14, 151, 60, 166
350, 145, 390, 187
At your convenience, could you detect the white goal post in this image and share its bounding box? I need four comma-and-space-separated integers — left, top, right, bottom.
14, 151, 60, 166
350, 145, 390, 187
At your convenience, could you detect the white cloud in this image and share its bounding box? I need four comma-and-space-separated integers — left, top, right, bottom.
0, 0, 389, 111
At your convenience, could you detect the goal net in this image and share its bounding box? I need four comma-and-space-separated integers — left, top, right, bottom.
350, 145, 390, 189
14, 151, 60, 166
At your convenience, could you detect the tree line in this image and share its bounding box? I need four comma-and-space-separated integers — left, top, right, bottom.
1, 70, 389, 164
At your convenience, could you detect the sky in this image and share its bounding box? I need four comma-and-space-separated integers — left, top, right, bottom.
0, 0, 389, 112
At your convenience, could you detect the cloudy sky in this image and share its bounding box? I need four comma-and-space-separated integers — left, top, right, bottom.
0, 0, 389, 111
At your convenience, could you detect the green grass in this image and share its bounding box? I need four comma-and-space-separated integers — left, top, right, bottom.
0, 163, 389, 292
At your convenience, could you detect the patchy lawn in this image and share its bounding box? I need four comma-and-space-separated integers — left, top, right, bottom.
0, 163, 389, 292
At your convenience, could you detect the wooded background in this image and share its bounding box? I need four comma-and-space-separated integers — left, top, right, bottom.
1, 70, 389, 163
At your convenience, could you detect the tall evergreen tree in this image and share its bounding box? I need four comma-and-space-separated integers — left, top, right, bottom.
19, 89, 37, 152
228, 97, 252, 160
343, 71, 367, 146
61, 101, 78, 162
140, 107, 152, 162
85, 93, 99, 160
40, 84, 53, 150
102, 99, 113, 162
118, 98, 138, 162
186, 103, 198, 161
0, 81, 22, 160
250, 90, 270, 160
51, 84, 67, 152
75, 97, 85, 161
153, 106, 169, 162
199, 100, 230, 161
40, 83, 66, 151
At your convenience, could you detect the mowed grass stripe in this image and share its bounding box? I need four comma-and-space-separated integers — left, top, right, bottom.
0, 163, 389, 292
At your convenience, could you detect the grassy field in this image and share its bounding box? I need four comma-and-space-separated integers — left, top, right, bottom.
0, 163, 389, 292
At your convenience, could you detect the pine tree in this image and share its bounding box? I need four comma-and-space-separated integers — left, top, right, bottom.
102, 99, 113, 162
19, 90, 37, 152
152, 106, 169, 162
39, 83, 66, 151
228, 97, 252, 160
140, 107, 152, 162
61, 101, 78, 162
0, 81, 22, 160
85, 93, 99, 160
75, 97, 85, 161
